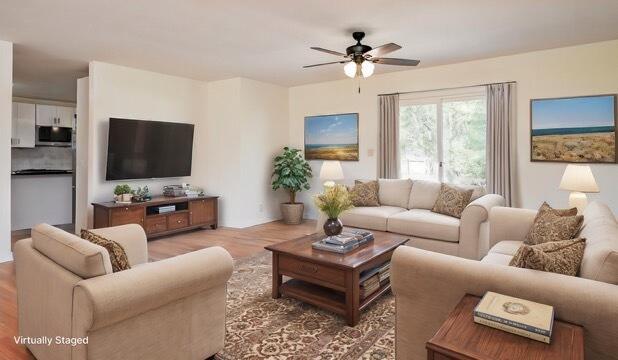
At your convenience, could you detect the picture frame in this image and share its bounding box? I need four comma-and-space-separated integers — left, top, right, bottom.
304, 113, 359, 161
530, 94, 617, 163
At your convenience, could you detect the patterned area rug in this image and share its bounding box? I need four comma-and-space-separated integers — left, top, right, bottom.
215, 251, 395, 360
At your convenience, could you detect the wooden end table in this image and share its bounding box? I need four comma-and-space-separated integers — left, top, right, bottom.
426, 294, 584, 360
265, 229, 409, 326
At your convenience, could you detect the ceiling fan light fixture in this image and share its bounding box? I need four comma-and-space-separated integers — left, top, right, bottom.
361, 60, 375, 78
343, 62, 357, 78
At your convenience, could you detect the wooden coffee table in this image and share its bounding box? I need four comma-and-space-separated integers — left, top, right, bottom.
265, 229, 409, 326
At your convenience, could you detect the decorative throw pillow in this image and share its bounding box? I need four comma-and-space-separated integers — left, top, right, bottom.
81, 230, 131, 272
509, 238, 586, 276
524, 202, 583, 245
348, 180, 380, 207
431, 183, 474, 219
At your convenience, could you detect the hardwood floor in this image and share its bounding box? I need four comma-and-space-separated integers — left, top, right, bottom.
0, 220, 316, 360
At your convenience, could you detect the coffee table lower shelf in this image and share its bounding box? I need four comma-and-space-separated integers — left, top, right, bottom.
279, 278, 392, 321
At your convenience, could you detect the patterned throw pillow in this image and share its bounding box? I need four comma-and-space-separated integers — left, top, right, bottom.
524, 202, 583, 245
431, 183, 474, 218
348, 180, 380, 207
509, 238, 586, 276
81, 230, 131, 272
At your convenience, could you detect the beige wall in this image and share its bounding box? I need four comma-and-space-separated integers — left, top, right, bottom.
193, 78, 289, 227
0, 40, 12, 261
289, 40, 618, 219
75, 77, 89, 231
84, 62, 205, 229
79, 63, 289, 229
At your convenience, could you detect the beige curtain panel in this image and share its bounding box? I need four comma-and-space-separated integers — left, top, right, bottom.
486, 83, 516, 206
378, 94, 400, 179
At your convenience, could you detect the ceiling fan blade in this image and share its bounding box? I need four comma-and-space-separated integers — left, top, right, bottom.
310, 47, 347, 57
303, 61, 348, 68
372, 58, 420, 66
364, 43, 402, 58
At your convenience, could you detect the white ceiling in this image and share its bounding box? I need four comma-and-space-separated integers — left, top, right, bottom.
2, 0, 618, 101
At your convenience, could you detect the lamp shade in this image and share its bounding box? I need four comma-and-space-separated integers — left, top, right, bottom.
319, 160, 344, 181
559, 164, 599, 193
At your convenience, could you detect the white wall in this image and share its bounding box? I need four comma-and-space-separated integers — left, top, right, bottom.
81, 63, 289, 229
289, 40, 618, 218
75, 77, 89, 231
193, 78, 289, 227
84, 62, 205, 220
0, 40, 12, 262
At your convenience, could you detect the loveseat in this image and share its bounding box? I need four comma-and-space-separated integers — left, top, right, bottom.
14, 223, 233, 360
391, 201, 618, 360
317, 179, 505, 260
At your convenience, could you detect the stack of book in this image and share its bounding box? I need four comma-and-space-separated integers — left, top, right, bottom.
311, 230, 374, 254
473, 291, 554, 343
359, 261, 391, 299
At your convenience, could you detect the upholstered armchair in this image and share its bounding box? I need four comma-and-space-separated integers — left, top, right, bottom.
14, 223, 233, 360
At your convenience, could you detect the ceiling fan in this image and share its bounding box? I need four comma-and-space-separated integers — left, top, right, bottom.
304, 31, 420, 78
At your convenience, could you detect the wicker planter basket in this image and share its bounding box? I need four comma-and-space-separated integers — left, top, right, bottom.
281, 203, 304, 225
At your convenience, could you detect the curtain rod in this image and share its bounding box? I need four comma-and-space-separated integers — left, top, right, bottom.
378, 81, 517, 97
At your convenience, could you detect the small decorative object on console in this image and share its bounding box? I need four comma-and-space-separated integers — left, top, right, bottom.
314, 184, 354, 236
113, 184, 133, 203
473, 291, 554, 343
131, 186, 151, 202
163, 185, 188, 197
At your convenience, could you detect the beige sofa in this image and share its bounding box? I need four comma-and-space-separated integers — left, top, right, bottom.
14, 223, 233, 360
391, 201, 618, 360
318, 179, 505, 260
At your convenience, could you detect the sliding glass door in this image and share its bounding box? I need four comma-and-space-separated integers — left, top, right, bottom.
399, 89, 487, 186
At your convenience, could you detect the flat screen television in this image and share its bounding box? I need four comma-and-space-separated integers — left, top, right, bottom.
105, 118, 194, 180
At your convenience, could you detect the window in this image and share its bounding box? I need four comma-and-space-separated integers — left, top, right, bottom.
399, 88, 487, 186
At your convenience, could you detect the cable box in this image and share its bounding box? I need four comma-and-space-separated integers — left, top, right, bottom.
155, 205, 176, 214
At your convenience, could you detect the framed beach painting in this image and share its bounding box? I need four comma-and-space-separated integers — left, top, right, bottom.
304, 113, 359, 161
530, 94, 617, 163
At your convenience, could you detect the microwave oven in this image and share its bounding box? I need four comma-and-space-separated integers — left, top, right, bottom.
35, 126, 73, 147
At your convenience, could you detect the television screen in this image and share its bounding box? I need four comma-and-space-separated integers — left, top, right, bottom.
105, 118, 194, 180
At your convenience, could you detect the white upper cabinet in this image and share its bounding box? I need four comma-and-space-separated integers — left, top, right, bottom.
36, 104, 75, 128
11, 102, 36, 148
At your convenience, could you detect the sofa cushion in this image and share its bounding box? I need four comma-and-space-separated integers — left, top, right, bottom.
31, 223, 113, 278
578, 202, 618, 284
378, 179, 413, 208
524, 202, 583, 245
431, 183, 474, 219
481, 252, 513, 266
387, 209, 460, 242
348, 180, 380, 207
408, 180, 442, 209
488, 240, 523, 256
340, 206, 406, 232
509, 238, 586, 276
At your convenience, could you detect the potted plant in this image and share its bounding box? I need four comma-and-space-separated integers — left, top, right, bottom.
271, 147, 313, 224
132, 186, 151, 202
113, 184, 133, 203
314, 184, 354, 236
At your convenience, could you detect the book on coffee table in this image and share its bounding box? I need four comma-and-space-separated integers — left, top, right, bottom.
473, 291, 554, 343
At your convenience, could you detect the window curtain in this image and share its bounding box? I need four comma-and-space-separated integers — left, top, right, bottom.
378, 94, 400, 179
486, 83, 516, 206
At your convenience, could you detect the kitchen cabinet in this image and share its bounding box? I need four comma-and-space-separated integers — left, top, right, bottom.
11, 102, 36, 148
36, 104, 74, 128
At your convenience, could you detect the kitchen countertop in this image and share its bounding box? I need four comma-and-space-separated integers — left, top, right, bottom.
12, 169, 73, 176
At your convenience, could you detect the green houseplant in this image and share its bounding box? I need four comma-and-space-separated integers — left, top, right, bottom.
272, 147, 313, 224
314, 184, 353, 236
113, 184, 133, 203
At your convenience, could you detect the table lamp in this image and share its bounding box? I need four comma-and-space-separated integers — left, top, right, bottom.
319, 160, 344, 187
559, 164, 599, 213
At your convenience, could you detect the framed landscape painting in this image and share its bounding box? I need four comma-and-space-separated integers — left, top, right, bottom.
304, 113, 359, 161
530, 94, 617, 163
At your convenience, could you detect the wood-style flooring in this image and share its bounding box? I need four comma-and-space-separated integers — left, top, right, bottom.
0, 220, 316, 360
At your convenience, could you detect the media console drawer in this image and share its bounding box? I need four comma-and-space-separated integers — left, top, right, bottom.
92, 196, 219, 238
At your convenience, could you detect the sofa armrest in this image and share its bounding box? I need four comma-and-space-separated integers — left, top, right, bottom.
89, 224, 148, 266
459, 194, 505, 259
391, 246, 618, 360
73, 246, 233, 332
489, 206, 537, 249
